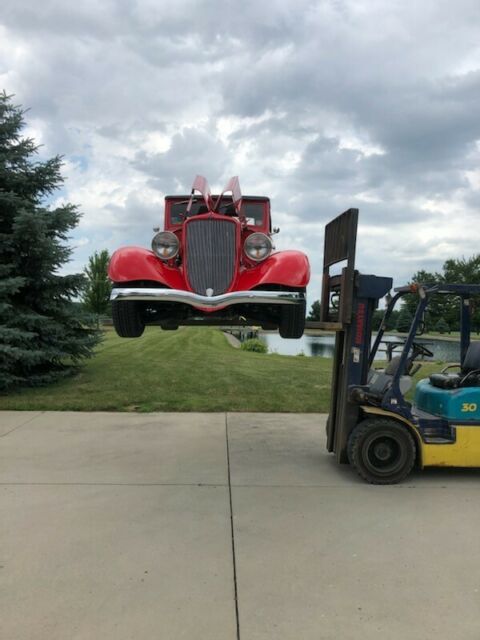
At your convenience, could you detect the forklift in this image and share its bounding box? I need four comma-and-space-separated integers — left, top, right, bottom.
321, 209, 480, 484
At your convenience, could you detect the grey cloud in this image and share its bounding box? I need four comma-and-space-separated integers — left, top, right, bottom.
132, 127, 231, 192
104, 191, 163, 231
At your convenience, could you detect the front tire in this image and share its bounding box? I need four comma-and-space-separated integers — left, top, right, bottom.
347, 418, 416, 484
112, 301, 145, 338
279, 296, 306, 339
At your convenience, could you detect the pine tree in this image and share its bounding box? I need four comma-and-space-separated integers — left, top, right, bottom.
0, 92, 100, 390
82, 249, 112, 318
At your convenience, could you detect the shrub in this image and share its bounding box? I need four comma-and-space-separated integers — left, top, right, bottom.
241, 338, 268, 353
435, 318, 450, 334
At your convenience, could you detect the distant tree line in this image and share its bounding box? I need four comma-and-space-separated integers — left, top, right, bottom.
402, 257, 480, 333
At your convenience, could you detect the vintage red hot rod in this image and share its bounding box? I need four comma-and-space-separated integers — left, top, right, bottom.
108, 175, 310, 338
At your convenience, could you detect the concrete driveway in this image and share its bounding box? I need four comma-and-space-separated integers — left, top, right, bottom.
1, 411, 480, 639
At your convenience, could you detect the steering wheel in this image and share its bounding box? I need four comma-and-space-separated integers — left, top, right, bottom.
412, 342, 434, 358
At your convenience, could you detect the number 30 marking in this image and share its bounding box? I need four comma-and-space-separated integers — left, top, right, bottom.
461, 403, 477, 412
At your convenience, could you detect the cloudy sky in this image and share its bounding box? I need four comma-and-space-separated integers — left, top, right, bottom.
1, 0, 480, 303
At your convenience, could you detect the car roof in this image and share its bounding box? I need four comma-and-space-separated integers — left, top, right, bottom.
165, 195, 270, 202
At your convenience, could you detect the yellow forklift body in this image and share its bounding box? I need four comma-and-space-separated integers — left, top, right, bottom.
362, 406, 480, 468
422, 427, 480, 467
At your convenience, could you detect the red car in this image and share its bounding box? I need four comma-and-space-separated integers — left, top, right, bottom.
109, 175, 310, 338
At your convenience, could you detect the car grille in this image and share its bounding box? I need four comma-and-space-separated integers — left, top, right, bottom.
185, 218, 237, 295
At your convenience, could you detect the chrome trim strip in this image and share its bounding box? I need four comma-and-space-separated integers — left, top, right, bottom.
110, 288, 304, 309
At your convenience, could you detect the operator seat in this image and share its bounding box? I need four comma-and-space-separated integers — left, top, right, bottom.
367, 355, 415, 398
430, 342, 480, 389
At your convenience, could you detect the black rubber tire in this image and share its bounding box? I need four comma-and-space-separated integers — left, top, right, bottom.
347, 418, 416, 485
279, 296, 306, 339
112, 301, 145, 338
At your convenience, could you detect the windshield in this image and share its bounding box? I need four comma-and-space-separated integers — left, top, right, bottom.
170, 199, 210, 224
241, 201, 265, 227
168, 198, 266, 227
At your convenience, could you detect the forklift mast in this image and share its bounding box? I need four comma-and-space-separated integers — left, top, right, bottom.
320, 209, 392, 462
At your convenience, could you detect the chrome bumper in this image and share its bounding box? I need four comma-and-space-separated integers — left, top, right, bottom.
110, 288, 304, 310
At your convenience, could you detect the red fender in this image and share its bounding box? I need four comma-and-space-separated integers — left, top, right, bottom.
109, 247, 310, 292
108, 247, 187, 289
236, 251, 310, 290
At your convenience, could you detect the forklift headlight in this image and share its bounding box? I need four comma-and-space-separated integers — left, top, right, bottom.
244, 233, 273, 262
152, 231, 179, 260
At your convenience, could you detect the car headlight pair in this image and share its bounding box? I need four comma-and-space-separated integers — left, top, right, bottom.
152, 230, 273, 262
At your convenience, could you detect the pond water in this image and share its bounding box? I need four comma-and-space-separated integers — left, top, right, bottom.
259, 332, 462, 362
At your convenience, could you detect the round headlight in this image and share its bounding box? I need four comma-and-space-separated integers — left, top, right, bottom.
152, 231, 179, 260
244, 232, 273, 262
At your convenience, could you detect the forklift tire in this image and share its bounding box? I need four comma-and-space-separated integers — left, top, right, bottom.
347, 418, 416, 485
279, 297, 306, 339
112, 301, 145, 338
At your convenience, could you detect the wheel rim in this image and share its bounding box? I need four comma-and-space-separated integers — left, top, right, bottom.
363, 431, 407, 476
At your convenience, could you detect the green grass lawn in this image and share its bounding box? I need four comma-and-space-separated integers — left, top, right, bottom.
0, 327, 440, 412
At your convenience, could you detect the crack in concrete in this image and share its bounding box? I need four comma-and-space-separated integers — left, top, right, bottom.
0, 481, 226, 487
0, 412, 45, 438
225, 413, 241, 640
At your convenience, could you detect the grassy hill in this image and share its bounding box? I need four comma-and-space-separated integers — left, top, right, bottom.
0, 327, 438, 412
